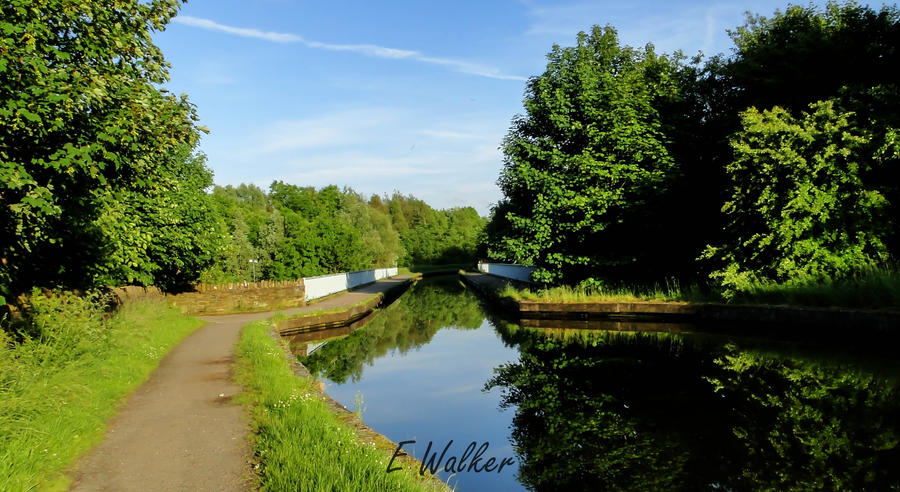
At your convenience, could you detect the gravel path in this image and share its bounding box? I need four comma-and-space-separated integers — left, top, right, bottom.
68, 275, 415, 491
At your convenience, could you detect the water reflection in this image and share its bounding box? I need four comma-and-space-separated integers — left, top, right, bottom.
291, 277, 900, 491
488, 322, 900, 491
301, 277, 484, 383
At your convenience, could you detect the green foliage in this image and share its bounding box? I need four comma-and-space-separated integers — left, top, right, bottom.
203, 185, 484, 283
0, 0, 215, 294
714, 1, 900, 274
498, 278, 710, 304
269, 183, 392, 278
725, 2, 900, 120
723, 267, 900, 308
484, 2, 900, 298
234, 319, 441, 491
487, 26, 686, 284
704, 100, 891, 295
95, 145, 221, 289
0, 293, 200, 490
382, 193, 485, 265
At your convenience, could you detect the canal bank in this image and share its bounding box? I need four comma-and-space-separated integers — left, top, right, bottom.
275, 273, 420, 335
461, 272, 900, 340
235, 273, 449, 490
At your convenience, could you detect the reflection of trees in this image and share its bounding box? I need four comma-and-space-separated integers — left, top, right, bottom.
707, 350, 900, 490
486, 325, 900, 491
301, 277, 484, 383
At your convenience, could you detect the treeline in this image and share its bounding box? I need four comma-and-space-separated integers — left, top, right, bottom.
483, 1, 900, 297
0, 1, 484, 301
202, 183, 485, 283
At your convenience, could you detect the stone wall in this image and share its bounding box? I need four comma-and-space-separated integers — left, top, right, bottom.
163, 280, 306, 315
113, 267, 399, 315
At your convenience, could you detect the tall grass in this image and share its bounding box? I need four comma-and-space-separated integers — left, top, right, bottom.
495, 269, 900, 309
729, 268, 900, 308
499, 279, 711, 304
234, 319, 444, 491
0, 292, 201, 491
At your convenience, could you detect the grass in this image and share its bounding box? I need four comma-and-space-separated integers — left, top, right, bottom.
728, 268, 900, 308
498, 280, 711, 304
234, 319, 445, 491
0, 294, 202, 491
493, 269, 900, 309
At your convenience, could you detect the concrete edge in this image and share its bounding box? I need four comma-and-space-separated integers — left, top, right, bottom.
275, 275, 421, 335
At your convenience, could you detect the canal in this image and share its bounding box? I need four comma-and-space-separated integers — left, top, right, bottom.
294, 275, 900, 491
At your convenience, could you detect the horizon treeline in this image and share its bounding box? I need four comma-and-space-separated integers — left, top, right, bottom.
202, 182, 485, 284
483, 1, 900, 296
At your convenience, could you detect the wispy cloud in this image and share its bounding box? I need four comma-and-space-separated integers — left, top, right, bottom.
173, 15, 525, 81
521, 1, 744, 56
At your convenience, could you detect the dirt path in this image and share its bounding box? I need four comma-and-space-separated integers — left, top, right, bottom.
68, 275, 416, 491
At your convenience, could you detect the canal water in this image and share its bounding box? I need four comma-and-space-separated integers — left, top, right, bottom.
295, 276, 900, 491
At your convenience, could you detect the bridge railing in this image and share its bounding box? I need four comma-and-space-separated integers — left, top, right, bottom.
477, 262, 535, 283
303, 267, 398, 301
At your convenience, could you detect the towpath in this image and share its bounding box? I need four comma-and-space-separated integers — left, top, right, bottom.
68, 275, 416, 491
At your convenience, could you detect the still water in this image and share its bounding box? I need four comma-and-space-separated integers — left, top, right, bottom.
294, 276, 900, 491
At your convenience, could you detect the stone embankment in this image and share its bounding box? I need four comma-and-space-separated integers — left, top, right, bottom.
461, 272, 900, 336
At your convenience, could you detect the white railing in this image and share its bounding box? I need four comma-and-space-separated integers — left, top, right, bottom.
477, 262, 534, 283
303, 267, 398, 301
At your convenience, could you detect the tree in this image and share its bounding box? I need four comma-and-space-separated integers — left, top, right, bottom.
1, 0, 212, 295
489, 26, 687, 284
717, 1, 900, 261
697, 2, 900, 294
703, 100, 890, 295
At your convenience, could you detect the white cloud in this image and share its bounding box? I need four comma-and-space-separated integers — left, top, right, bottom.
173, 15, 525, 81
174, 15, 303, 43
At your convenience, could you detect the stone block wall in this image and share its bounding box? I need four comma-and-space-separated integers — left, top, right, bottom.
164, 280, 306, 315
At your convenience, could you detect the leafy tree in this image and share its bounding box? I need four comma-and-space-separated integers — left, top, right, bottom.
337, 190, 402, 269
487, 26, 685, 284
1, 0, 213, 294
98, 145, 220, 289
725, 2, 900, 120
384, 193, 484, 266
704, 100, 891, 295
713, 1, 900, 266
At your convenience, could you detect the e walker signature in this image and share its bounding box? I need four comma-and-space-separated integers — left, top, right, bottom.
387, 440, 515, 475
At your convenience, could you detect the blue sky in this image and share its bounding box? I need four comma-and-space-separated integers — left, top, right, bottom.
154, 0, 833, 215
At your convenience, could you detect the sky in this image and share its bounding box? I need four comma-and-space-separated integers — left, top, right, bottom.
154, 0, 834, 215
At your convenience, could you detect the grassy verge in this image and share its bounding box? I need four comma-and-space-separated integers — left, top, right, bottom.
728, 269, 900, 308
234, 319, 443, 491
0, 293, 202, 491
499, 281, 711, 304
494, 269, 900, 309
